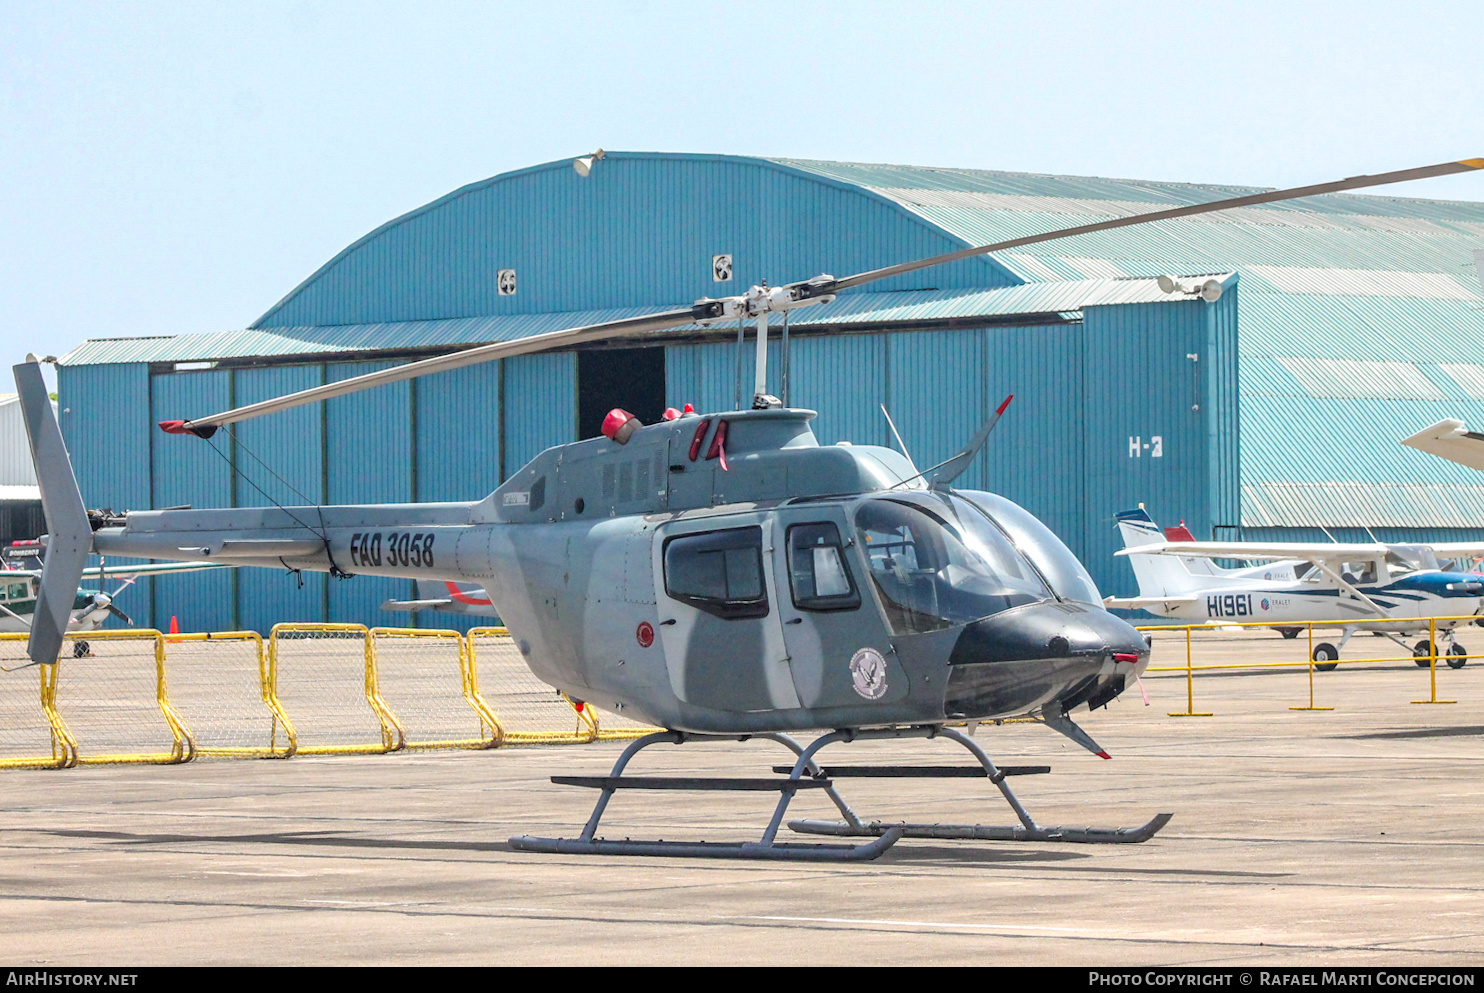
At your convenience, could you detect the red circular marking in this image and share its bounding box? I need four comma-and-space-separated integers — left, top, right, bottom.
636, 621, 655, 648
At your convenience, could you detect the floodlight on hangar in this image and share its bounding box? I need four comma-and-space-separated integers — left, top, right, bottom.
1157, 274, 1223, 302
573, 148, 607, 177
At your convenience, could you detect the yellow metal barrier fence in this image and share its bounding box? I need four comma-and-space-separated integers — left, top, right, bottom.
51, 630, 194, 765
2, 620, 679, 769
269, 624, 403, 755
591, 704, 660, 741
0, 636, 73, 769
164, 632, 295, 758
467, 627, 597, 744
371, 627, 500, 749
1138, 613, 1478, 714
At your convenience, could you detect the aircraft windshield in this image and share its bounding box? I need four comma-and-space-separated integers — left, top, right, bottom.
957, 490, 1103, 605
1386, 546, 1439, 574
854, 494, 1050, 634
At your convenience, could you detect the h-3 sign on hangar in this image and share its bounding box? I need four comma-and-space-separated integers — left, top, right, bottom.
55, 152, 1484, 634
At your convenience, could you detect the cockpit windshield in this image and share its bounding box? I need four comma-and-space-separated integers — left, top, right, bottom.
1385, 545, 1439, 575
957, 490, 1103, 605
854, 493, 1051, 634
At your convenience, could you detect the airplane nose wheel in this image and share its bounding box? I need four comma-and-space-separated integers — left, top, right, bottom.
1448, 644, 1468, 669
72, 640, 90, 659
1312, 643, 1339, 672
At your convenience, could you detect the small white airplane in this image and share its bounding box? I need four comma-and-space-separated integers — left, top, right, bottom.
1105, 509, 1484, 670
381, 578, 501, 620
0, 544, 227, 656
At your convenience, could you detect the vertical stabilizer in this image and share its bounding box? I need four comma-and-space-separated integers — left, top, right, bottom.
14, 359, 91, 665
1115, 509, 1214, 597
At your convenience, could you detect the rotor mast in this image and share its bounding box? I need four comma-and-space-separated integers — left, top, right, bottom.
728, 279, 834, 410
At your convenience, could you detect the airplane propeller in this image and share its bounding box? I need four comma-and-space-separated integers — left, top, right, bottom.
85, 592, 132, 627
158, 157, 1483, 435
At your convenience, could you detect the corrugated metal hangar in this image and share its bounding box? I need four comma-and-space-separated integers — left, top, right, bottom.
55, 152, 1484, 633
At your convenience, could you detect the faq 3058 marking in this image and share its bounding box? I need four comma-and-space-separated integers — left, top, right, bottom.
348, 531, 437, 569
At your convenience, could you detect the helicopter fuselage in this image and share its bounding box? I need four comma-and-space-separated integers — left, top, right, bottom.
92, 408, 1149, 733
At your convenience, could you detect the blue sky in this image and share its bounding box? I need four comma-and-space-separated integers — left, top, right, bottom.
2, 1, 1481, 365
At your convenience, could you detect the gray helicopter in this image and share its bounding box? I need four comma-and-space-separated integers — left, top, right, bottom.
17, 156, 1481, 861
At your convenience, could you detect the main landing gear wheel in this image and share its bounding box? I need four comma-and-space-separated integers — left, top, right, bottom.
72, 640, 90, 659
1448, 644, 1468, 669
1414, 641, 1438, 668
1278, 627, 1301, 640
1312, 643, 1339, 672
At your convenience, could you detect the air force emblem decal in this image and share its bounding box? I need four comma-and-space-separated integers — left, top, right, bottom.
849, 647, 888, 700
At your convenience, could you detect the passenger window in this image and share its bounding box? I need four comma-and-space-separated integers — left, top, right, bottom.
787, 523, 860, 611
11, 583, 27, 600
663, 526, 768, 619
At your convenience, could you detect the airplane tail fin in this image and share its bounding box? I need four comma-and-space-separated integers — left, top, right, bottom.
14, 358, 91, 665
1115, 508, 1212, 597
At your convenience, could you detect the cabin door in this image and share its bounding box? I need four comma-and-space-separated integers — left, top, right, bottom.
653, 515, 800, 712
770, 505, 901, 710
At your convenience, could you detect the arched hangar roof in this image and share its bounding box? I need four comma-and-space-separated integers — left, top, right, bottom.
250, 152, 1024, 330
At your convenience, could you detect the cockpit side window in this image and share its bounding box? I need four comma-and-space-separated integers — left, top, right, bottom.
663, 526, 768, 620
1340, 560, 1376, 585
787, 522, 860, 612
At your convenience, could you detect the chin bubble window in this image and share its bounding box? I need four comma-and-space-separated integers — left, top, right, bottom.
787, 522, 860, 611
663, 526, 769, 619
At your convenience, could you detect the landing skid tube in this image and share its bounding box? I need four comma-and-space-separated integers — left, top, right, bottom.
509, 725, 1171, 862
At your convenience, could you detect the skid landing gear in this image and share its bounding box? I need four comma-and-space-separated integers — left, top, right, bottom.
509, 725, 1172, 862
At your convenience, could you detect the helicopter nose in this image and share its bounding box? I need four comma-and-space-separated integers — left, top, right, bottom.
942, 601, 1149, 720
948, 601, 1147, 667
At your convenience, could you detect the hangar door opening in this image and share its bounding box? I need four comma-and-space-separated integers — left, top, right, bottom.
578, 346, 667, 439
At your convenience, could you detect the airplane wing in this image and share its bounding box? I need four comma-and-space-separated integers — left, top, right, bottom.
1429, 542, 1484, 557
1401, 419, 1484, 472
1116, 541, 1389, 564
1428, 543, 1484, 570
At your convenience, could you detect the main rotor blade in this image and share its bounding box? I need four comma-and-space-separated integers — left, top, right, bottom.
821, 158, 1484, 293
171, 306, 703, 433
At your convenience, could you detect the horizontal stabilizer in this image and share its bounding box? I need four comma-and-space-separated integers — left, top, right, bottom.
1103, 595, 1199, 609
381, 598, 454, 612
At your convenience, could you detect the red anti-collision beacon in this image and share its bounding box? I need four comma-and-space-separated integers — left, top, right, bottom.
602, 408, 642, 445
